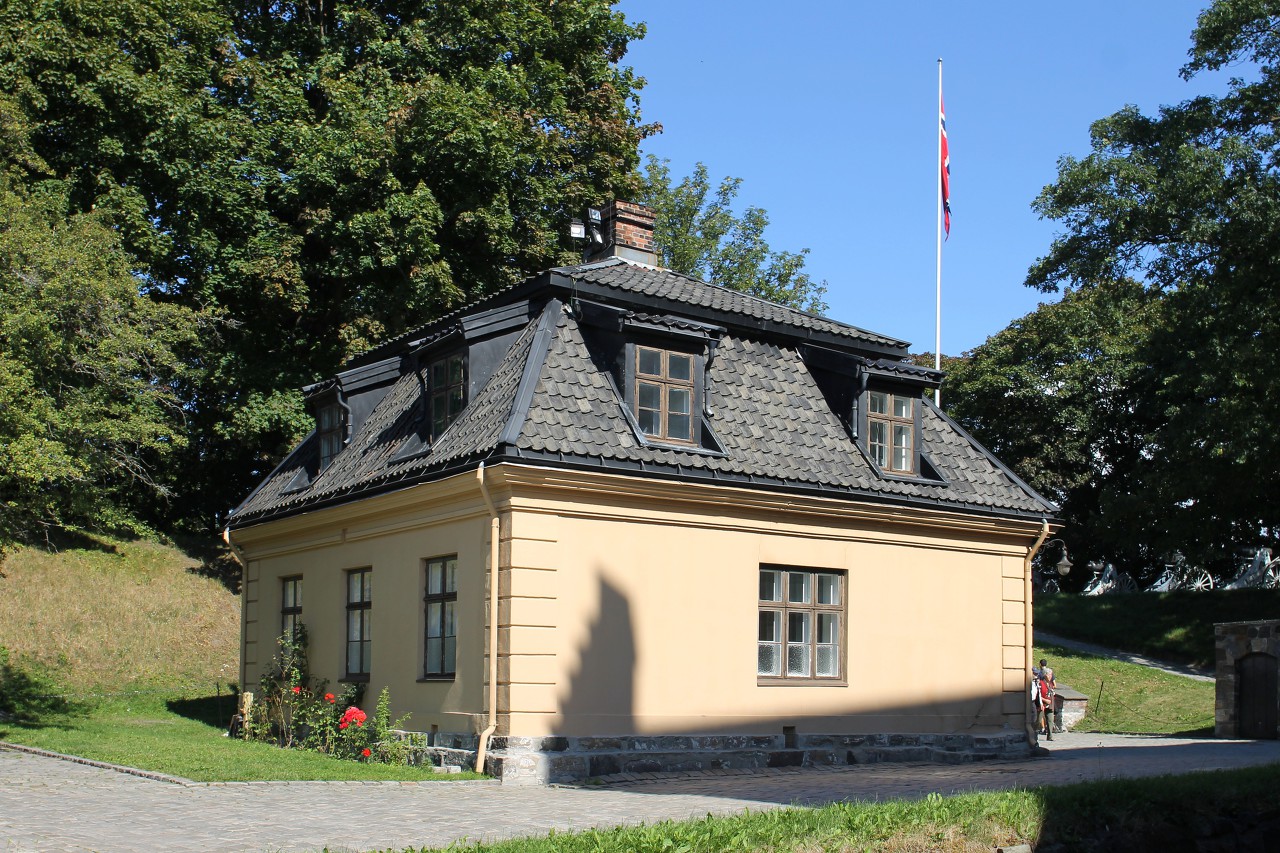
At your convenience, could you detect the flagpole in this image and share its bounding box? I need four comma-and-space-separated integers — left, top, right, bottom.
935, 58, 943, 407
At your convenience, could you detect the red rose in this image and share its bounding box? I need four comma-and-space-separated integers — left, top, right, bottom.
339, 722, 348, 730
362, 748, 371, 758
325, 693, 335, 703
291, 686, 301, 694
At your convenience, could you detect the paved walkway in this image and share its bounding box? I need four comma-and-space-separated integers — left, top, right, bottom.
1036, 631, 1214, 681
4, 733, 1280, 852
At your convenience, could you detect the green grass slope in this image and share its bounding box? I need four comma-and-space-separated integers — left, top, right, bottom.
0, 535, 239, 698
1035, 588, 1280, 670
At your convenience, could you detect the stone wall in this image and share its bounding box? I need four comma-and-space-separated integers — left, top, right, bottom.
399, 730, 1031, 785
1214, 620, 1280, 739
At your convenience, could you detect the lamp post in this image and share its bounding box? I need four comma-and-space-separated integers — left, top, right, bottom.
1035, 539, 1072, 594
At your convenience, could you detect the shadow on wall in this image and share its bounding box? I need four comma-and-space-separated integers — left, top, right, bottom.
550, 573, 1018, 742
554, 573, 635, 738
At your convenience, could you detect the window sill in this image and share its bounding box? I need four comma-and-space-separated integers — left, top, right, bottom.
416, 675, 456, 683
340, 674, 370, 684
757, 677, 848, 687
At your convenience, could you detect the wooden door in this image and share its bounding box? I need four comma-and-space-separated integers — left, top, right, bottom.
1237, 653, 1278, 739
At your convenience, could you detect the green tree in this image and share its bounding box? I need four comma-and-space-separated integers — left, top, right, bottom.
941, 283, 1161, 581
0, 0, 651, 532
640, 156, 828, 313
0, 178, 201, 554
1026, 0, 1280, 568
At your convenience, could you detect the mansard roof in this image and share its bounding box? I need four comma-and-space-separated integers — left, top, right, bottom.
228, 259, 1055, 527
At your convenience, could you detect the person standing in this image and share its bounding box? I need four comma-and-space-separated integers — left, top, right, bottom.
1037, 658, 1056, 739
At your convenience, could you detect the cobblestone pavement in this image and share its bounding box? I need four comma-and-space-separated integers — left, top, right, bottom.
4, 733, 1280, 853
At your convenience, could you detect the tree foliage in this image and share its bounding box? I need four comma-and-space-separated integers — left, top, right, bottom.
991, 0, 1280, 572
640, 156, 828, 313
942, 284, 1163, 581
0, 177, 200, 552
0, 0, 650, 533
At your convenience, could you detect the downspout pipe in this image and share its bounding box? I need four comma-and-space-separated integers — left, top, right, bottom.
1024, 520, 1050, 747
474, 463, 501, 774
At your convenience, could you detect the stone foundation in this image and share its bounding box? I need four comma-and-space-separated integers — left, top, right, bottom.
397, 730, 1031, 785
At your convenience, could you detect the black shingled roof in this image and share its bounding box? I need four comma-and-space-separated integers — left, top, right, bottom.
229, 260, 1055, 527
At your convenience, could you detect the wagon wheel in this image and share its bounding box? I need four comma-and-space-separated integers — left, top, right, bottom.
1265, 560, 1280, 590
1116, 573, 1138, 593
1042, 578, 1060, 595
1191, 571, 1214, 592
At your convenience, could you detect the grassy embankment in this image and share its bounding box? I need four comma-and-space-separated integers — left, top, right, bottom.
0, 535, 481, 781
1035, 587, 1280, 669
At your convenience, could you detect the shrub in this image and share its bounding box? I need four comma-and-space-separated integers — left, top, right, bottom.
243, 628, 410, 764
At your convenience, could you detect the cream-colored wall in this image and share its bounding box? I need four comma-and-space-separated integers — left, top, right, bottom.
233, 464, 1041, 741
495, 467, 1038, 739
234, 478, 490, 735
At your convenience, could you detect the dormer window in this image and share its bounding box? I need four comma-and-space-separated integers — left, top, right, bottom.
867, 390, 915, 474
635, 346, 695, 444
429, 352, 466, 439
317, 402, 344, 470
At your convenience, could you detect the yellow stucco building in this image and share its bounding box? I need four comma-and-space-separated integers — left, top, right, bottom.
227, 202, 1057, 783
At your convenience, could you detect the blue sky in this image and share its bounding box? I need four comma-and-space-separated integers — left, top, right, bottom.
619, 2, 1227, 355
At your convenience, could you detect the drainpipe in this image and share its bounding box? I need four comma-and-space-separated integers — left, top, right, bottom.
474, 463, 501, 774
1024, 520, 1050, 746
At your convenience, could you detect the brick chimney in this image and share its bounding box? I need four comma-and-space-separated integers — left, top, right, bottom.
584, 200, 658, 266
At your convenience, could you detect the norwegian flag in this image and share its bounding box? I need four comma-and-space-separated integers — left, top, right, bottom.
940, 94, 951, 237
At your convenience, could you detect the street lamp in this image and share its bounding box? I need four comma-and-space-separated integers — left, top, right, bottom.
1043, 539, 1072, 577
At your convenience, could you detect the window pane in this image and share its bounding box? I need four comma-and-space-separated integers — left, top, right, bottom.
448, 386, 465, 418
868, 391, 888, 414
348, 572, 361, 603
638, 381, 660, 410
818, 612, 838, 644
431, 360, 447, 387
668, 353, 692, 381
787, 644, 810, 676
362, 572, 371, 603
758, 643, 782, 676
667, 413, 691, 441
426, 637, 443, 673
448, 354, 464, 384
668, 386, 690, 415
816, 644, 838, 677
788, 572, 811, 604
432, 392, 448, 434
427, 601, 442, 638
638, 348, 662, 376
428, 562, 442, 595
816, 573, 840, 605
788, 611, 810, 643
760, 570, 782, 602
759, 610, 780, 641
443, 636, 456, 672
444, 600, 456, 636
893, 396, 913, 418
638, 407, 658, 435
360, 640, 371, 674
348, 640, 362, 672
445, 558, 457, 592
320, 405, 336, 430
893, 423, 911, 450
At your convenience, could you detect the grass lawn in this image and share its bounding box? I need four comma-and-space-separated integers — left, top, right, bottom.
412, 763, 1280, 852
0, 696, 485, 782
1034, 587, 1280, 670
1034, 643, 1214, 735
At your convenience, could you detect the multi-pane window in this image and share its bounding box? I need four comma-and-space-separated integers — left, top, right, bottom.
423, 555, 458, 677
318, 403, 344, 469
635, 346, 695, 444
430, 353, 466, 439
867, 391, 915, 474
281, 576, 302, 640
758, 566, 844, 681
345, 568, 372, 679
